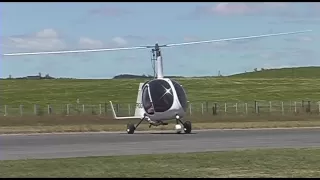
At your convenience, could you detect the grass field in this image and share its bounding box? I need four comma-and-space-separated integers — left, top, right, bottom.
1, 67, 320, 106
1, 148, 320, 177
1, 67, 320, 134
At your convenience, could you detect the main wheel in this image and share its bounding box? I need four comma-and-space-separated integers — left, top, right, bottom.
127, 123, 135, 134
183, 121, 192, 134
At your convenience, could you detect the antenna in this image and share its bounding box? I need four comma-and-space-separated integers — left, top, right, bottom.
2, 30, 312, 79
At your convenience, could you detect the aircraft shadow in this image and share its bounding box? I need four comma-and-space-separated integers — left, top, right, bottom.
119, 132, 197, 135
149, 132, 197, 135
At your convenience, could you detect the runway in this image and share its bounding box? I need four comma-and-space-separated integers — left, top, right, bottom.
1, 128, 320, 160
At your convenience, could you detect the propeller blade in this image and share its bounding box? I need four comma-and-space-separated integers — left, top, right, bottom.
162, 30, 312, 47
2, 46, 150, 56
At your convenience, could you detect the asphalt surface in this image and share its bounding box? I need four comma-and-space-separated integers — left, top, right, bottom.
1, 128, 320, 160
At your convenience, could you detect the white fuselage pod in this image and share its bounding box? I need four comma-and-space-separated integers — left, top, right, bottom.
141, 78, 187, 122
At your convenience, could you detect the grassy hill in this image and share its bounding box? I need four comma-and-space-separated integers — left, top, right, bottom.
230, 66, 320, 78
1, 67, 320, 106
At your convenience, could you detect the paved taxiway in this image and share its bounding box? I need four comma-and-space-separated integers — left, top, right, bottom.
1, 128, 320, 160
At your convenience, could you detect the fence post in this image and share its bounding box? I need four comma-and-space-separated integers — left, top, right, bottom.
245, 103, 248, 114
269, 101, 272, 112
212, 103, 217, 115
4, 105, 7, 116
201, 103, 204, 115
255, 101, 259, 114
116, 104, 119, 113
128, 104, 131, 115
47, 104, 51, 115
99, 104, 102, 115
306, 101, 311, 113
20, 104, 23, 116
235, 103, 238, 114
224, 103, 227, 114
294, 101, 297, 114
189, 103, 192, 115
318, 102, 320, 114
82, 104, 85, 113
281, 101, 284, 115
104, 102, 108, 115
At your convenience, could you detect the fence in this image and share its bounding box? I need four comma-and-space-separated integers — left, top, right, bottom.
1, 100, 320, 117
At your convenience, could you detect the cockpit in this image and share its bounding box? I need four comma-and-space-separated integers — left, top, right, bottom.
142, 79, 174, 114
141, 79, 188, 114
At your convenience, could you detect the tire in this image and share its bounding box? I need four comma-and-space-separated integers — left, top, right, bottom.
183, 121, 192, 134
127, 123, 135, 134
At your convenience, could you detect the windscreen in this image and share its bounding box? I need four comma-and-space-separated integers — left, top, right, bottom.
171, 80, 188, 111
147, 79, 174, 112
141, 85, 154, 114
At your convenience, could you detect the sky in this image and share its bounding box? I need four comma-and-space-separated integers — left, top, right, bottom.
1, 2, 320, 79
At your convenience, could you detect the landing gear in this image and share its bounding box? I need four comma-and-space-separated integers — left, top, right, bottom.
183, 121, 192, 134
126, 114, 192, 134
175, 124, 183, 134
175, 115, 192, 134
126, 123, 135, 134
126, 116, 145, 134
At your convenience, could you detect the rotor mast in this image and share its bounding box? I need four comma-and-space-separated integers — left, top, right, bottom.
154, 43, 164, 79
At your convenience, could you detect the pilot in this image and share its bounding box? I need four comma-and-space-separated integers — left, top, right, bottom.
147, 105, 155, 114
144, 99, 155, 114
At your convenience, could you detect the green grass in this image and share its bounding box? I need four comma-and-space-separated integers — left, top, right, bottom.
1, 67, 320, 106
1, 148, 320, 177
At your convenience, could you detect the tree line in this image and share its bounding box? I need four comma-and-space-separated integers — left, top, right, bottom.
2, 73, 185, 80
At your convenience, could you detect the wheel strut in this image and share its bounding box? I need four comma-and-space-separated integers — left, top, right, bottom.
175, 115, 184, 124
135, 117, 145, 129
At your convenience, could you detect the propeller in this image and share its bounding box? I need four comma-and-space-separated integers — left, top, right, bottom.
2, 29, 312, 56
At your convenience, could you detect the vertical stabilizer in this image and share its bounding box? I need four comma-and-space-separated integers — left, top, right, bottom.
134, 83, 145, 117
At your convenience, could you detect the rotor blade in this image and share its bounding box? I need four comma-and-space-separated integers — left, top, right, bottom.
163, 30, 312, 47
2, 46, 150, 56
2, 29, 312, 56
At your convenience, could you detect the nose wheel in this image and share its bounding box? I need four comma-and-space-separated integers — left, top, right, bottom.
175, 115, 192, 134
